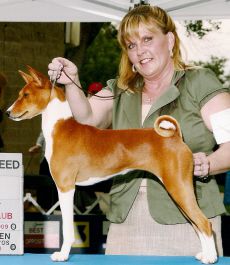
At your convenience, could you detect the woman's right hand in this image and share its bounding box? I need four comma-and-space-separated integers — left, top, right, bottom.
48, 57, 78, 85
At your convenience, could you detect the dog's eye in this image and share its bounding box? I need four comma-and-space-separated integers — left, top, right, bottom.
24, 93, 29, 98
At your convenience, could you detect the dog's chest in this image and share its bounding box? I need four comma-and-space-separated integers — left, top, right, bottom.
42, 98, 72, 162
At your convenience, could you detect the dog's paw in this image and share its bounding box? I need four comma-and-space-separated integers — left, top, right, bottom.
51, 251, 69, 262
195, 251, 218, 264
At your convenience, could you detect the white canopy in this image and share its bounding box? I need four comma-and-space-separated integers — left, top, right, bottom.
0, 0, 229, 22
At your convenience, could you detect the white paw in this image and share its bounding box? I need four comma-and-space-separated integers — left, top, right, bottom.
51, 251, 69, 262
196, 251, 218, 264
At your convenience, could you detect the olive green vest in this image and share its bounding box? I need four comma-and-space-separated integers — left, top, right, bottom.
106, 68, 227, 224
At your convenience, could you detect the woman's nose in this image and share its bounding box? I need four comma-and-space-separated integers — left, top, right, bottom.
136, 44, 145, 56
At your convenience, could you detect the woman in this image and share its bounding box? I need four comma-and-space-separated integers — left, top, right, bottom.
48, 5, 230, 257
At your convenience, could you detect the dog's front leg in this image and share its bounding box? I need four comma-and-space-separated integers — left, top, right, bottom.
51, 188, 75, 262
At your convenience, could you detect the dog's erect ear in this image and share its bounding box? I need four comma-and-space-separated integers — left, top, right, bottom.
26, 66, 45, 87
18, 70, 33, 84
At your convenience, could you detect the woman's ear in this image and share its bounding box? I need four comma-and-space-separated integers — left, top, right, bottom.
167, 32, 175, 53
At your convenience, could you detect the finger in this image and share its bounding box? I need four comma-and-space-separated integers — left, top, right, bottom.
199, 153, 208, 162
48, 62, 59, 71
193, 152, 209, 168
48, 70, 56, 81
194, 163, 209, 177
202, 164, 209, 174
193, 159, 201, 166
56, 71, 62, 80
49, 69, 63, 81
52, 57, 70, 69
48, 70, 54, 77
194, 165, 201, 171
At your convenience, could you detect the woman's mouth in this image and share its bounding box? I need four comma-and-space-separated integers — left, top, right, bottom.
140, 58, 152, 64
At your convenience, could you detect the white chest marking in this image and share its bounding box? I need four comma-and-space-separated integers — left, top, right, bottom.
42, 98, 72, 163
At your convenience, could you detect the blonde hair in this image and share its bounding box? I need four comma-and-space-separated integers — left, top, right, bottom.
117, 5, 188, 92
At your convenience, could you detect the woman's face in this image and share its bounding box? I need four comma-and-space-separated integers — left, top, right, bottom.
125, 23, 174, 80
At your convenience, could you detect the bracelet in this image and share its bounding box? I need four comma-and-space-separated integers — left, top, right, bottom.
194, 175, 210, 183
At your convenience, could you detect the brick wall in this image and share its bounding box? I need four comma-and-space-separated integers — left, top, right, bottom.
0, 22, 65, 175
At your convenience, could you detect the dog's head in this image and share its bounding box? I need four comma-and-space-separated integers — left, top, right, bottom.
6, 66, 52, 121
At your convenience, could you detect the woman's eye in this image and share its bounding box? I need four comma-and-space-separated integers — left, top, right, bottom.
144, 37, 152, 43
127, 43, 135, 49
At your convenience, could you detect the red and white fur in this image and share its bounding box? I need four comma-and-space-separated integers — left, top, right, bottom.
7, 66, 217, 264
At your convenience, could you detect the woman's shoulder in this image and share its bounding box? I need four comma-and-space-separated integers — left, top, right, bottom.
185, 67, 223, 93
183, 67, 224, 99
185, 67, 219, 82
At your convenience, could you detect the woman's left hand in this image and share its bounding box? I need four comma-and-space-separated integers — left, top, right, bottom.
193, 152, 210, 178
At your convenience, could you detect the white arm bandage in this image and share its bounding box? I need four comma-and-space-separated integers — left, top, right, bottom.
210, 108, 230, 144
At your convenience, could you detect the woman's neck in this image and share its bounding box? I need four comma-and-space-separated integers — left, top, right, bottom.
142, 63, 175, 104
144, 62, 174, 92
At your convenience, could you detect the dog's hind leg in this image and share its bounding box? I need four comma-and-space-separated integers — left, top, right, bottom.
195, 226, 217, 264
163, 175, 217, 264
180, 209, 216, 264
51, 188, 75, 262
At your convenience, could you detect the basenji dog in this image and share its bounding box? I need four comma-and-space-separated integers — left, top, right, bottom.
7, 66, 217, 264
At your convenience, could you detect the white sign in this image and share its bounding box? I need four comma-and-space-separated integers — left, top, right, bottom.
0, 153, 23, 255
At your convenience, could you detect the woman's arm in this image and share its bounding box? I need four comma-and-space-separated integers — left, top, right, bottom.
194, 92, 230, 177
48, 57, 113, 128
65, 83, 113, 128
208, 142, 230, 175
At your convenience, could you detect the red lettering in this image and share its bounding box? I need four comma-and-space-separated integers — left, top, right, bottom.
7, 213, 12, 219
0, 213, 13, 219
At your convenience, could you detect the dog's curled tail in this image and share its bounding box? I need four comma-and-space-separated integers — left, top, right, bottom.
154, 115, 182, 138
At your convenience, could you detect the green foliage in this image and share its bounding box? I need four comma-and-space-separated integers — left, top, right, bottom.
184, 20, 221, 39
79, 23, 121, 90
185, 20, 229, 88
